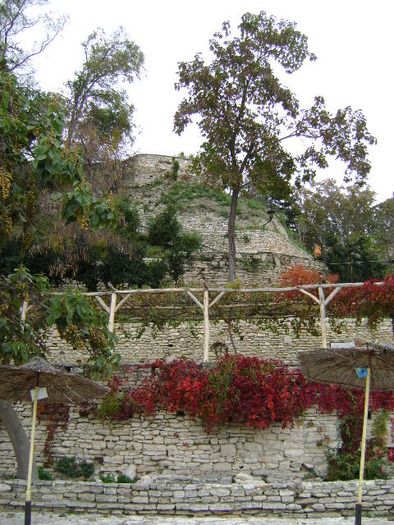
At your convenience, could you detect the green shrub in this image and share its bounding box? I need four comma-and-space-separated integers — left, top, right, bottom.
98, 392, 123, 419
38, 467, 52, 481
117, 473, 136, 483
99, 472, 137, 483
114, 197, 140, 240
100, 473, 116, 483
54, 456, 94, 479
147, 204, 181, 248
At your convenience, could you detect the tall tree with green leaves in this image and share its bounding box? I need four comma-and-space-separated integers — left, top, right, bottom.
0, 0, 67, 74
372, 196, 394, 269
65, 27, 144, 163
0, 15, 136, 477
291, 179, 376, 248
290, 179, 389, 281
174, 11, 376, 282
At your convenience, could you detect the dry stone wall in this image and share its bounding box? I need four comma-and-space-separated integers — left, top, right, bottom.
0, 404, 342, 481
1, 318, 393, 484
119, 154, 194, 188
184, 220, 327, 286
1, 477, 393, 517
44, 318, 393, 367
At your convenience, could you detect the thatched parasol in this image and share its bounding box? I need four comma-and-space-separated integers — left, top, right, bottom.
0, 357, 109, 403
0, 357, 109, 525
299, 342, 394, 391
299, 342, 394, 525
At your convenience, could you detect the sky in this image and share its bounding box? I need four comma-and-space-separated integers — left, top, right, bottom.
30, 0, 393, 203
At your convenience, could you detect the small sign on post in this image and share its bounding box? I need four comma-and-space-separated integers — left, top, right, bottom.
30, 387, 48, 401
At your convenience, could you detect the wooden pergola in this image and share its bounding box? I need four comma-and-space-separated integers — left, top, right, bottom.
55, 281, 377, 361
18, 280, 387, 362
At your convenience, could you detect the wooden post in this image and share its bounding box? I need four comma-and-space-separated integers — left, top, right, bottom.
355, 366, 371, 525
320, 286, 341, 349
203, 289, 210, 362
25, 386, 39, 525
20, 300, 28, 332
318, 287, 327, 348
108, 292, 117, 333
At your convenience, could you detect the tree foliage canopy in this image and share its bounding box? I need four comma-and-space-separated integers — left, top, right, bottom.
0, 68, 87, 249
289, 180, 392, 281
0, 7, 149, 374
0, 0, 67, 74
66, 27, 144, 162
174, 11, 376, 281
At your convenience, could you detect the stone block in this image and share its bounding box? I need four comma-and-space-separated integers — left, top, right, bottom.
263, 501, 286, 510
220, 444, 236, 457
213, 462, 232, 472
210, 488, 231, 497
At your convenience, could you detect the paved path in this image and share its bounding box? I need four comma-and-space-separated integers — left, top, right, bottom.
0, 512, 392, 525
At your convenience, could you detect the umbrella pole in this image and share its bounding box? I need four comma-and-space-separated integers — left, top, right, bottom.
355, 367, 371, 525
25, 386, 38, 525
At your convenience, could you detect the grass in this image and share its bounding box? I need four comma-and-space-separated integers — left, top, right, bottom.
159, 182, 231, 210
156, 181, 280, 232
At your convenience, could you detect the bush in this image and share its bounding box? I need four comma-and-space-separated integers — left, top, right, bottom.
99, 472, 137, 483
100, 473, 116, 483
147, 204, 181, 248
117, 473, 136, 483
38, 467, 52, 481
54, 456, 94, 479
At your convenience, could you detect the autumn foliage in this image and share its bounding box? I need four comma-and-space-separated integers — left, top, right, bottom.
101, 355, 393, 431
279, 265, 339, 287
331, 275, 394, 327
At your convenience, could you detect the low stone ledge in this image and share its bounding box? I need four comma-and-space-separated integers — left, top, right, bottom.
0, 477, 392, 518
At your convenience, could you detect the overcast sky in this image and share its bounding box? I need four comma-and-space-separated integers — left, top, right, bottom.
32, 0, 393, 203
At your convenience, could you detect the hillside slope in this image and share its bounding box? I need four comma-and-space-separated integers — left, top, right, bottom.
117, 154, 324, 286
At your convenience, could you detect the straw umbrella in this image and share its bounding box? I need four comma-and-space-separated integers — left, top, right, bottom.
299, 342, 394, 525
0, 357, 109, 525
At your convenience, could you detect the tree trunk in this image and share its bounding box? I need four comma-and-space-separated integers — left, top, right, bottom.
0, 400, 37, 480
227, 188, 240, 282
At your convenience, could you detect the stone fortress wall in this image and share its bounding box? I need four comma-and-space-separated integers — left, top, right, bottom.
116, 154, 325, 287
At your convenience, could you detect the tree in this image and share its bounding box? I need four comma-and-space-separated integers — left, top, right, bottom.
0, 265, 118, 478
0, 399, 35, 479
0, 43, 126, 479
0, 0, 67, 74
174, 11, 376, 282
291, 179, 376, 248
290, 179, 388, 281
0, 69, 73, 247
372, 196, 394, 269
65, 27, 144, 164
326, 235, 386, 282
0, 67, 118, 252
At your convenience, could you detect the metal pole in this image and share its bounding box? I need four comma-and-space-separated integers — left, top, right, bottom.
355, 367, 371, 525
25, 386, 39, 525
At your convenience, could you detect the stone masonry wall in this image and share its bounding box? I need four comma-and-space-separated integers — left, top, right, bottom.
1, 477, 393, 518
189, 227, 329, 286
119, 154, 194, 188
0, 406, 340, 482
1, 393, 392, 484
1, 317, 393, 483
44, 318, 393, 367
